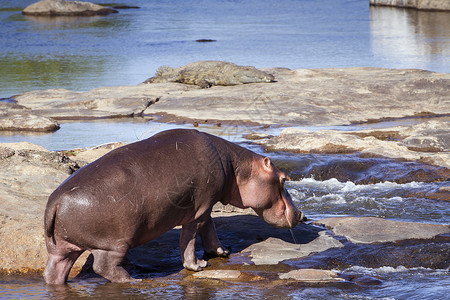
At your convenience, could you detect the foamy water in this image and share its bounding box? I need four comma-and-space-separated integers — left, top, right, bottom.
288, 178, 449, 224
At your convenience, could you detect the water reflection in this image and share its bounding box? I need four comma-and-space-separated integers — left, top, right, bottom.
0, 1, 130, 96
370, 7, 450, 71
0, 56, 108, 96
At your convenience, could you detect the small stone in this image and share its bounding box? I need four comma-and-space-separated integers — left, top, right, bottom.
0, 147, 15, 160
242, 236, 343, 265
195, 39, 217, 43
192, 270, 241, 279
279, 269, 345, 282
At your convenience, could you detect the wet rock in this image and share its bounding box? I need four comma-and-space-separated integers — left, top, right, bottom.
279, 269, 344, 282
426, 186, 450, 201
22, 0, 118, 16
287, 234, 450, 270
0, 142, 80, 272
242, 232, 343, 265
264, 120, 450, 169
314, 217, 450, 244
370, 0, 450, 11
192, 270, 241, 279
0, 102, 60, 132
348, 241, 450, 269
344, 274, 383, 286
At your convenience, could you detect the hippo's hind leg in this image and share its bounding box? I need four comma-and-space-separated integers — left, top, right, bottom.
91, 249, 135, 283
44, 250, 84, 285
180, 221, 209, 271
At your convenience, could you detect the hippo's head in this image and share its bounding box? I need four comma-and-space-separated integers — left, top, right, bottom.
233, 156, 304, 228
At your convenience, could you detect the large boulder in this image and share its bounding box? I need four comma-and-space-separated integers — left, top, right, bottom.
370, 0, 450, 11
22, 0, 118, 16
0, 142, 79, 272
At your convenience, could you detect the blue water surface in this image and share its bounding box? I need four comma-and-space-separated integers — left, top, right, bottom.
1, 0, 449, 97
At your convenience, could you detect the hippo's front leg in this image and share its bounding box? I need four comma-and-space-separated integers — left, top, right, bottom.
199, 217, 229, 258
180, 220, 209, 271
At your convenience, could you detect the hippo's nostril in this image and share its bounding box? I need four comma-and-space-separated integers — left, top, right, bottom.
298, 211, 307, 222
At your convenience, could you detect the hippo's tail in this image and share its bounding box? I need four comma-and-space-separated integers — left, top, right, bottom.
44, 203, 57, 245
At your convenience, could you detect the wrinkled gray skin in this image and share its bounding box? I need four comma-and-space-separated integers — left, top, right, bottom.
144, 61, 275, 88
44, 129, 303, 284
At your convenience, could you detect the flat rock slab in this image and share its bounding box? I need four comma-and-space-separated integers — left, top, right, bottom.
0, 102, 59, 132
314, 217, 450, 244
279, 269, 344, 282
14, 84, 191, 119
242, 233, 343, 265
13, 67, 450, 126
142, 67, 450, 126
22, 0, 118, 16
192, 270, 242, 279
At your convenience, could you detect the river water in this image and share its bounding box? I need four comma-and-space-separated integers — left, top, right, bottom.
1, 0, 450, 98
0, 0, 449, 299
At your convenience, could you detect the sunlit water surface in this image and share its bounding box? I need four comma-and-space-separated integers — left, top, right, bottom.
1, 0, 450, 98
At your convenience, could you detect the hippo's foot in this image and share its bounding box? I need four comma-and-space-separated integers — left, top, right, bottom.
91, 249, 135, 283
44, 250, 85, 285
203, 246, 230, 260
183, 258, 210, 272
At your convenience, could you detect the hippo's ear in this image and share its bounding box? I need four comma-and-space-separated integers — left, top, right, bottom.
263, 157, 273, 172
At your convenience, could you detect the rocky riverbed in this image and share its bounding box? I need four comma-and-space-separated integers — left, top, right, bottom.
5, 66, 450, 169
0, 65, 449, 288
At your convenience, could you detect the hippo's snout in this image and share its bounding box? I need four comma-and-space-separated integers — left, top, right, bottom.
287, 210, 307, 229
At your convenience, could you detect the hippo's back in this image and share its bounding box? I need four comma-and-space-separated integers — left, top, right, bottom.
45, 129, 228, 248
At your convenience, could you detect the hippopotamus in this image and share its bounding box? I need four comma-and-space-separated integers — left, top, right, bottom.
43, 129, 304, 284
